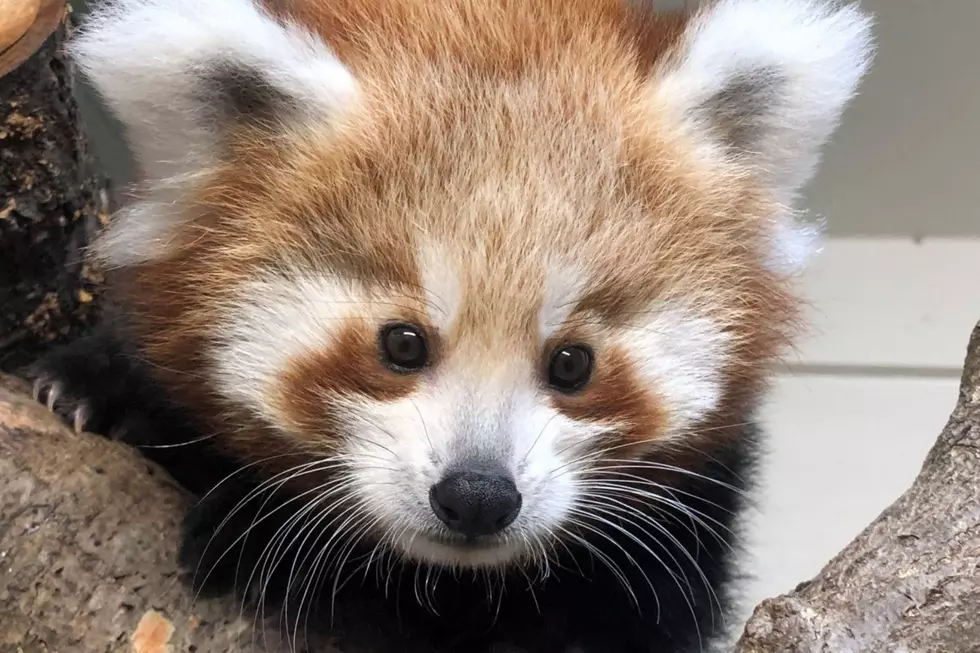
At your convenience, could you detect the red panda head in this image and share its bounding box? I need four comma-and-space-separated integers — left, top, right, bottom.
71, 0, 872, 568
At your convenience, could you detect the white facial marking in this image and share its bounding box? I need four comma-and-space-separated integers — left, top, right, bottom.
210, 271, 367, 425
418, 245, 463, 333
616, 303, 733, 440
539, 265, 588, 343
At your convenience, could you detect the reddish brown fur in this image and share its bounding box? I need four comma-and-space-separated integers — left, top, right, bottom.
550, 344, 668, 448
108, 0, 802, 471
278, 318, 434, 435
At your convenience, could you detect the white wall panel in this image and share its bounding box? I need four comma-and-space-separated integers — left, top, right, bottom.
791, 237, 980, 371
736, 373, 958, 627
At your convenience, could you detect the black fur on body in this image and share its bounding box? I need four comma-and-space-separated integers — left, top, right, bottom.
26, 316, 759, 653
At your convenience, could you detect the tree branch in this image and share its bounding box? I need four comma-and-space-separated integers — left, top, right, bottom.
733, 321, 980, 653
0, 373, 341, 652
0, 0, 111, 374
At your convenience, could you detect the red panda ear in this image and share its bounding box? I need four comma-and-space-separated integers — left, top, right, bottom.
649, 0, 874, 274
67, 0, 357, 268
653, 0, 874, 195
69, 0, 356, 180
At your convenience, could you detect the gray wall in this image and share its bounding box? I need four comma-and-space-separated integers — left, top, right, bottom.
69, 0, 136, 188
805, 0, 980, 238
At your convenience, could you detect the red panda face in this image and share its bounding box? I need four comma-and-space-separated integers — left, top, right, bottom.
70, 0, 872, 568
170, 131, 758, 567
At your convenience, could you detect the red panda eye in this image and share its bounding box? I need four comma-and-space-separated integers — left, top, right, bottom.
547, 345, 593, 392
380, 323, 429, 372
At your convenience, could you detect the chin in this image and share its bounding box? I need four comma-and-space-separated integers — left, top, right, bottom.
395, 529, 530, 570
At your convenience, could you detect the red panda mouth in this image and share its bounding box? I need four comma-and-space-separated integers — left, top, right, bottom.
409, 535, 523, 568
428, 531, 508, 549
393, 526, 529, 569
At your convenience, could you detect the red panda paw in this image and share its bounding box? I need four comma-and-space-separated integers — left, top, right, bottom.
30, 376, 92, 434
22, 327, 137, 440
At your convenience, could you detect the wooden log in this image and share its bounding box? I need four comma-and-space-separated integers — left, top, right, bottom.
733, 321, 980, 653
0, 0, 42, 54
0, 0, 111, 374
0, 373, 343, 652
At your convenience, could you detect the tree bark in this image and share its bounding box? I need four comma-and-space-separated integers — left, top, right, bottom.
733, 321, 980, 653
0, 0, 110, 374
0, 373, 341, 653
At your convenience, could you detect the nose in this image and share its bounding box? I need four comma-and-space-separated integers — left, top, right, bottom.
429, 465, 522, 537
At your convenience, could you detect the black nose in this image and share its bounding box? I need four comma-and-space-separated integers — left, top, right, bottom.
429, 466, 522, 537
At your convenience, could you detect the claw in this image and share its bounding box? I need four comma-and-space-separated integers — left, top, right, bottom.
73, 404, 89, 434
45, 383, 62, 411
32, 378, 44, 402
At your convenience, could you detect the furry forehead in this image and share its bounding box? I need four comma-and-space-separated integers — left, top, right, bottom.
69, 0, 873, 274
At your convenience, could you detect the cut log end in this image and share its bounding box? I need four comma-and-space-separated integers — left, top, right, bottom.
0, 0, 42, 54
0, 0, 64, 79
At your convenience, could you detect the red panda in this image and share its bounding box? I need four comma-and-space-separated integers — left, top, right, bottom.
28, 0, 873, 651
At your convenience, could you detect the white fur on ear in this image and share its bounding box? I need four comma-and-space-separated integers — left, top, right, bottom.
69, 0, 357, 181
69, 0, 357, 268
652, 0, 874, 274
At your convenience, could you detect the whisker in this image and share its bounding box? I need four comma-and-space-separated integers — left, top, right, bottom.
593, 459, 748, 497
558, 524, 648, 616
248, 479, 363, 631
580, 473, 737, 536
519, 412, 560, 469
135, 429, 222, 448
252, 481, 368, 644
192, 462, 361, 607
574, 496, 721, 630
582, 484, 732, 558
568, 504, 692, 607
191, 466, 331, 607
296, 507, 376, 648
575, 482, 708, 547
410, 398, 436, 458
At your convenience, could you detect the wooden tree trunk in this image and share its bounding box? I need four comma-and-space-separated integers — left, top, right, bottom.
732, 323, 980, 653
0, 0, 110, 374
0, 373, 341, 653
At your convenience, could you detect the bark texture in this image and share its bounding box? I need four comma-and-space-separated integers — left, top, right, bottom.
0, 374, 340, 653
733, 321, 980, 653
0, 4, 110, 374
